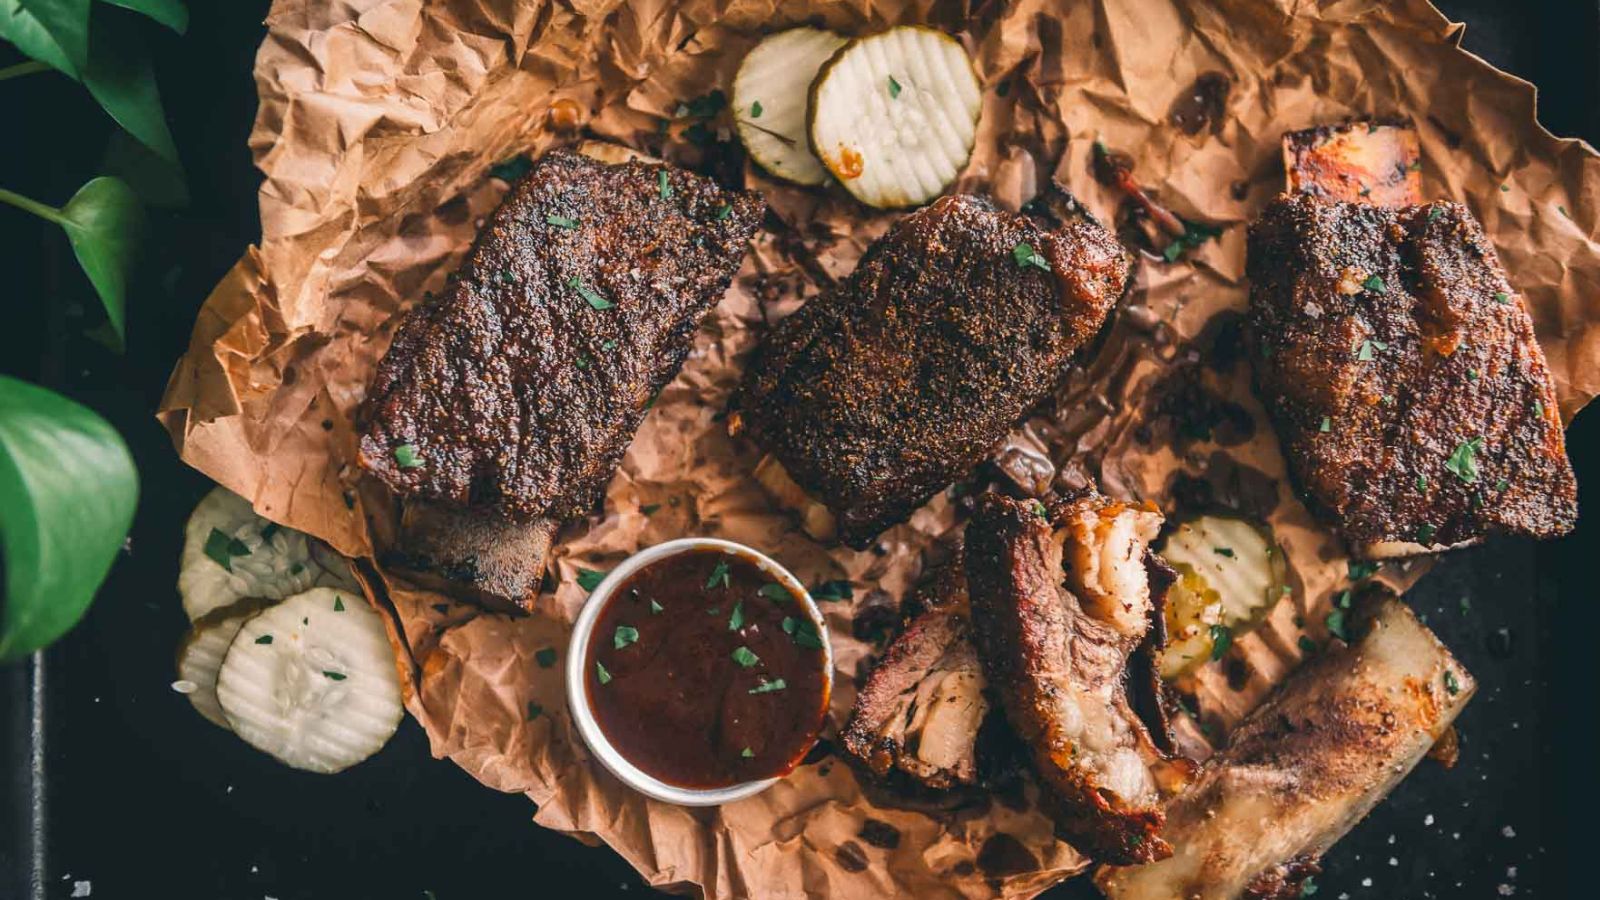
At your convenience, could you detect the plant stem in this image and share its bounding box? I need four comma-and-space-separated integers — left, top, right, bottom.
0, 188, 67, 226
0, 60, 50, 82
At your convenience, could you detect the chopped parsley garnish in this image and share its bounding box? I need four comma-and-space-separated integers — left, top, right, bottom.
1467, 368, 1479, 381
706, 559, 732, 589
1355, 338, 1387, 361
1500, 183, 1510, 192
527, 702, 544, 721
289, 562, 305, 576
1348, 560, 1380, 581
715, 203, 733, 221
758, 583, 790, 602
750, 100, 763, 118
1300, 875, 1319, 896
1325, 609, 1350, 642
740, 747, 754, 758
1012, 241, 1051, 272
393, 443, 424, 468
1533, 399, 1544, 416
545, 213, 579, 229
657, 168, 672, 199
887, 75, 902, 98
748, 677, 787, 695
1459, 596, 1472, 614
731, 645, 760, 667
575, 354, 591, 370
1318, 416, 1331, 433
1362, 274, 1386, 293
791, 618, 825, 650
333, 596, 345, 612
1416, 522, 1437, 543
1161, 219, 1223, 262
261, 522, 280, 542
499, 270, 517, 284
1208, 624, 1233, 660
1493, 291, 1510, 304
1494, 477, 1509, 491
649, 599, 663, 614
639, 503, 661, 516
1028, 499, 1049, 519
567, 276, 613, 310
535, 647, 558, 668
1417, 473, 1429, 491
614, 625, 640, 649
728, 599, 745, 631
254, 634, 273, 645
203, 528, 251, 571
1427, 206, 1444, 223
1443, 670, 1461, 695
812, 580, 852, 602
1444, 436, 1485, 484
1336, 589, 1352, 609
323, 671, 347, 681
596, 661, 612, 685
781, 616, 797, 634
601, 339, 617, 352
1213, 546, 1235, 558
576, 567, 608, 592
1297, 635, 1318, 655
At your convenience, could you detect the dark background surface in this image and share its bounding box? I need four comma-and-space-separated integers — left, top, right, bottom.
1, 1, 1594, 898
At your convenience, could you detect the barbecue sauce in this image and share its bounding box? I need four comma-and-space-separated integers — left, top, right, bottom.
584, 548, 830, 788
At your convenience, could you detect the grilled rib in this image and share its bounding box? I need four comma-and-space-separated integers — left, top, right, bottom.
1096, 591, 1475, 899
359, 150, 763, 608
965, 492, 1176, 865
1247, 191, 1577, 557
841, 556, 992, 790
728, 191, 1130, 548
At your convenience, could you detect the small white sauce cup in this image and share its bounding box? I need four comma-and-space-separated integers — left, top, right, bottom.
565, 537, 833, 806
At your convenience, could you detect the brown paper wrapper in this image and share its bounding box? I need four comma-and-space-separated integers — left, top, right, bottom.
159, 1, 1600, 896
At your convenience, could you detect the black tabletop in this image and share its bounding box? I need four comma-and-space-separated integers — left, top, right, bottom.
2, 2, 1595, 898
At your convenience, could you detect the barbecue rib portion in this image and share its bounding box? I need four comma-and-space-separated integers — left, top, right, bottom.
1248, 192, 1577, 557
1096, 591, 1475, 900
965, 492, 1176, 865
359, 150, 763, 607
728, 192, 1129, 548
841, 556, 992, 790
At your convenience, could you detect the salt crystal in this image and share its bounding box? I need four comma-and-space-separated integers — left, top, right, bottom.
1424, 814, 1435, 826
1389, 857, 1398, 866
1502, 825, 1517, 838
1362, 877, 1373, 887
70, 881, 91, 898
1497, 886, 1515, 896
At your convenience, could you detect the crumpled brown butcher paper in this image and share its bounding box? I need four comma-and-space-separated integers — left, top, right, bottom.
157, 0, 1600, 896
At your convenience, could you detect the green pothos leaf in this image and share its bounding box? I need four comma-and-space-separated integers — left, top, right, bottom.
0, 0, 92, 78
82, 12, 180, 163
0, 377, 138, 661
59, 177, 144, 344
102, 0, 187, 33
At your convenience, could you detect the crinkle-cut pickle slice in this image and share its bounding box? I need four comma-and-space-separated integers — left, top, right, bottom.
808, 26, 982, 208
732, 27, 848, 186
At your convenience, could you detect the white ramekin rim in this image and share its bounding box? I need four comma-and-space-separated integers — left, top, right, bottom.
565, 537, 833, 807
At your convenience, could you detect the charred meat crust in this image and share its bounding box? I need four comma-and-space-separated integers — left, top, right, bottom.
965, 493, 1170, 865
729, 193, 1130, 548
358, 150, 765, 519
1247, 192, 1576, 553
381, 501, 556, 613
